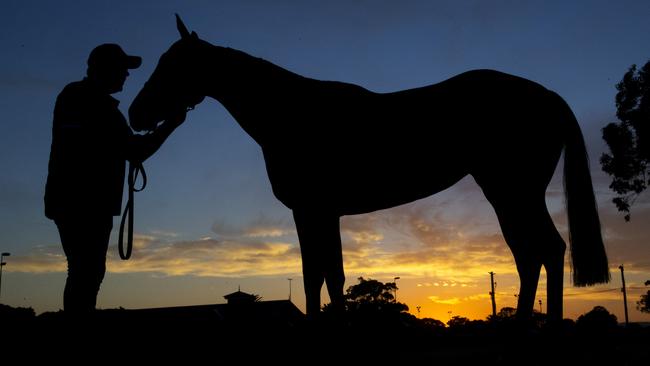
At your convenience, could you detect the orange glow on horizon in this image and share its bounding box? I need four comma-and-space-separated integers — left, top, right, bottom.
6, 215, 650, 323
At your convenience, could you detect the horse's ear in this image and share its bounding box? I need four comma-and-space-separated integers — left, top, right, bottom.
191, 31, 199, 39
176, 13, 190, 39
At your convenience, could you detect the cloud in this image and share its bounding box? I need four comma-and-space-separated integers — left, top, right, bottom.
336, 199, 517, 281
148, 230, 180, 238
341, 213, 385, 253
597, 205, 650, 272
10, 192, 649, 291
5, 245, 66, 273
428, 296, 461, 305
244, 227, 291, 238
8, 232, 302, 278
106, 236, 302, 277
9, 203, 515, 282
212, 214, 295, 239
428, 293, 491, 305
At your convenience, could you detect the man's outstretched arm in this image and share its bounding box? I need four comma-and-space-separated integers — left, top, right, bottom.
127, 114, 185, 163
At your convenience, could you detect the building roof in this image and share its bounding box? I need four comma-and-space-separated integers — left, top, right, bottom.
123, 299, 304, 329
223, 290, 258, 302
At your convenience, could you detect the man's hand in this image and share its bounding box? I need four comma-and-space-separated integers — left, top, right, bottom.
129, 107, 186, 163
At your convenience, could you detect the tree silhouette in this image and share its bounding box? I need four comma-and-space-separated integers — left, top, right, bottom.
323, 277, 409, 327
601, 60, 650, 221
419, 317, 446, 329
342, 277, 408, 313
637, 280, 650, 313
447, 315, 472, 328
493, 306, 517, 320
576, 306, 618, 332
345, 277, 398, 303
445, 315, 490, 335
487, 306, 518, 327
0, 304, 36, 325
487, 306, 548, 330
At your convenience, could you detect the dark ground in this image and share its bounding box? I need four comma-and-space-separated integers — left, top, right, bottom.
1, 305, 648, 365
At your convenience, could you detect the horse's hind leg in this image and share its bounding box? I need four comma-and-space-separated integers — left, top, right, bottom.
525, 207, 566, 325
293, 209, 345, 317
488, 194, 566, 323
511, 246, 542, 322
542, 225, 566, 325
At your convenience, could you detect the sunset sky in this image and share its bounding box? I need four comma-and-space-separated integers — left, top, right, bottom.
1, 0, 649, 323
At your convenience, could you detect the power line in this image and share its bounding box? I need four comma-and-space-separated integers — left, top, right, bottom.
563, 288, 620, 297
563, 287, 647, 296
625, 286, 649, 290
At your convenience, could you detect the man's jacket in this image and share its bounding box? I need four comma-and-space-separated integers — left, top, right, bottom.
45, 79, 133, 219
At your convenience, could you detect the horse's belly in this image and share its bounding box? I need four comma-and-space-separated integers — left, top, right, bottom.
333, 162, 468, 215
264, 142, 468, 215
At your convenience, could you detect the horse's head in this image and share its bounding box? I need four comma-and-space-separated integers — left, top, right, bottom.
129, 14, 206, 132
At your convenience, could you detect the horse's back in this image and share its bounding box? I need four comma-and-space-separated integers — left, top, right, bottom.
435, 70, 568, 194
264, 69, 568, 214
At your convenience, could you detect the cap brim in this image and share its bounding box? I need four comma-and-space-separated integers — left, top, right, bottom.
126, 55, 142, 69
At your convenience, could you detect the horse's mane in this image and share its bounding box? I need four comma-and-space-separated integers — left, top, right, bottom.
215, 43, 307, 86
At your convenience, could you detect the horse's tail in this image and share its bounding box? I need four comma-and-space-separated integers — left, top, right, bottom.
560, 94, 610, 286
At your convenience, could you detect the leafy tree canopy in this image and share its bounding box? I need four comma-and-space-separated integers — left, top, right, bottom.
420, 317, 446, 329
576, 305, 618, 331
637, 280, 650, 313
447, 315, 472, 328
343, 277, 408, 313
322, 277, 410, 328
601, 60, 650, 221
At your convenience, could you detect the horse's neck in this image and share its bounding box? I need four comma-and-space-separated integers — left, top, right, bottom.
203, 45, 304, 145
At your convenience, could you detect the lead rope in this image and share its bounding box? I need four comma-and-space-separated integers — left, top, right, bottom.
118, 162, 147, 260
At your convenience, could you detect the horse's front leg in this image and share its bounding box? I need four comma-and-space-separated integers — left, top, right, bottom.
293, 209, 345, 317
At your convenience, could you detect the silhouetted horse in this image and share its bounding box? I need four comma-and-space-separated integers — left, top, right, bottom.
129, 16, 610, 322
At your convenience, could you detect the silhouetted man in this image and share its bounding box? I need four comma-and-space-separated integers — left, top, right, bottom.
44, 44, 184, 316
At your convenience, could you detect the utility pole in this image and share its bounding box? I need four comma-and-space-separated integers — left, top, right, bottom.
489, 271, 497, 317
287, 278, 293, 301
393, 276, 400, 302
619, 265, 629, 326
416, 306, 421, 318
0, 252, 10, 301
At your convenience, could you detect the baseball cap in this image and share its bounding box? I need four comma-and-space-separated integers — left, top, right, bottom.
87, 43, 142, 70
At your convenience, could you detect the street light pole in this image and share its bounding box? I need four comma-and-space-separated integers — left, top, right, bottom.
287, 278, 293, 301
619, 265, 629, 326
287, 278, 292, 301
0, 252, 10, 302
393, 276, 400, 302
489, 272, 497, 317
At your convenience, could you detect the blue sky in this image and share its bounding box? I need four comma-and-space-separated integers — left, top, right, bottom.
1, 0, 649, 321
